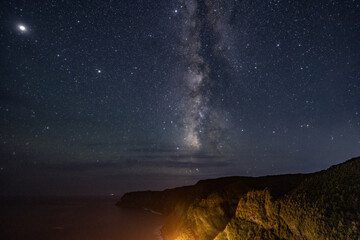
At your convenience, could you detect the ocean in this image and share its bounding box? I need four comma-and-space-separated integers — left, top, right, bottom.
0, 196, 164, 240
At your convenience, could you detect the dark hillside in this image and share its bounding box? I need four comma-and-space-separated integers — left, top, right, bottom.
118, 157, 360, 240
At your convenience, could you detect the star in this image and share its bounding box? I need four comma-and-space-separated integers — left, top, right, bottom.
18, 24, 27, 32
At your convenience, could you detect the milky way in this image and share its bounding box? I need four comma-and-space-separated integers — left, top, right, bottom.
0, 0, 359, 195
180, 0, 232, 152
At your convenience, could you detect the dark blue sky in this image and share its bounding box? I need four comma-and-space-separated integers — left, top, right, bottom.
0, 0, 359, 196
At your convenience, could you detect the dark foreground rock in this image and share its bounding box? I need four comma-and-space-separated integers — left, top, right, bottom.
117, 157, 360, 240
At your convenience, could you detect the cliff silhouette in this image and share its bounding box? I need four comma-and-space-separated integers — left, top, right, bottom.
117, 156, 360, 240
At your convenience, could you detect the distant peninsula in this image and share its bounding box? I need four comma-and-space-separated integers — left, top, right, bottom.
117, 157, 360, 240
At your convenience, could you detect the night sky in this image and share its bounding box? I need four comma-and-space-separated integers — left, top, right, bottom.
1, 0, 359, 196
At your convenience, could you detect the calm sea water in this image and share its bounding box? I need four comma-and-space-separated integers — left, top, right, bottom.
0, 197, 164, 240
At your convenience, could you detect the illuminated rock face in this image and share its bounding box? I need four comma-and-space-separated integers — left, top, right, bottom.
164, 193, 236, 240
118, 157, 360, 240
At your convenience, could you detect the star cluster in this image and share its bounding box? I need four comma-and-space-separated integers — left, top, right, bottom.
0, 0, 359, 195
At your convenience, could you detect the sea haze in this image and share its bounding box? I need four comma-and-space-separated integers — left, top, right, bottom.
0, 196, 164, 240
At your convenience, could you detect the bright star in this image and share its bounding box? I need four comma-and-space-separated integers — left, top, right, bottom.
18, 25, 27, 32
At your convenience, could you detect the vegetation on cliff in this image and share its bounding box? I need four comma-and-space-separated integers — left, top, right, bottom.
117, 157, 360, 240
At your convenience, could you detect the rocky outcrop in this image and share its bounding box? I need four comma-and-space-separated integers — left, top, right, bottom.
117, 157, 360, 240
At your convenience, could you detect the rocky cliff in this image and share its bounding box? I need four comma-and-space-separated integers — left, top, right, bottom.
117, 157, 360, 240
